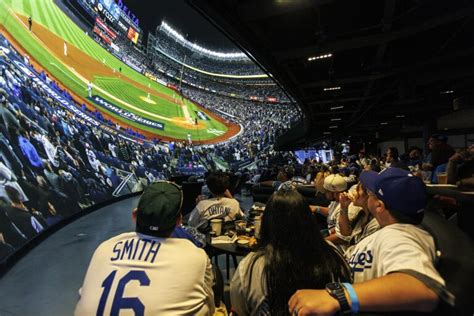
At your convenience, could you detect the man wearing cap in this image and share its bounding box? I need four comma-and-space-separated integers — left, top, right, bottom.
310, 174, 359, 245
75, 182, 215, 316
289, 168, 447, 315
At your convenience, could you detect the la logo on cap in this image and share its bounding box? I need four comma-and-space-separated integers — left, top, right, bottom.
149, 226, 159, 231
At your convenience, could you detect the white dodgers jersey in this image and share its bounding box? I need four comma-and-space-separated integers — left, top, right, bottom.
75, 232, 215, 316
346, 223, 445, 286
188, 197, 242, 230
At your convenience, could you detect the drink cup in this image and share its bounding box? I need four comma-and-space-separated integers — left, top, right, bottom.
437, 172, 448, 185
210, 219, 223, 236
254, 216, 262, 239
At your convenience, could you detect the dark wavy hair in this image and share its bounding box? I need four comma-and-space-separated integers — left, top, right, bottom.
251, 189, 351, 315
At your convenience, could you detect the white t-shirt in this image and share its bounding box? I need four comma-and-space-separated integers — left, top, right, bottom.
188, 197, 242, 231
230, 252, 268, 316
74, 232, 215, 316
327, 201, 340, 232
347, 223, 444, 286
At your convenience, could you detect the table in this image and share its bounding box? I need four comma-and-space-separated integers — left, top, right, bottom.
205, 233, 256, 279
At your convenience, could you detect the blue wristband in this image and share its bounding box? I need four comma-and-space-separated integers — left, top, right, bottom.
342, 282, 359, 314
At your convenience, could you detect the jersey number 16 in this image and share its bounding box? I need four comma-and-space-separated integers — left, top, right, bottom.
97, 270, 150, 316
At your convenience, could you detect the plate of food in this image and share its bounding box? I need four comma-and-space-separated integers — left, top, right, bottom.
235, 236, 258, 249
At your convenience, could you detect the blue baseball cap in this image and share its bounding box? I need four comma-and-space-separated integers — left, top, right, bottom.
359, 168, 426, 216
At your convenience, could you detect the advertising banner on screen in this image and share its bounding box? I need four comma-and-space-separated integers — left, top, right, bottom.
93, 26, 112, 45
89, 96, 165, 130
266, 97, 278, 103
144, 71, 157, 82
167, 83, 178, 91
96, 0, 122, 26
95, 17, 117, 40
127, 26, 139, 44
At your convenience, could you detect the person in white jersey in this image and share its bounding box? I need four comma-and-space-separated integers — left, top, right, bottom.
75, 181, 215, 316
188, 171, 243, 232
289, 168, 448, 315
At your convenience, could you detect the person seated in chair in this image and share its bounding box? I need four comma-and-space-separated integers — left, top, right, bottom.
75, 181, 215, 315
188, 171, 243, 232
289, 168, 449, 315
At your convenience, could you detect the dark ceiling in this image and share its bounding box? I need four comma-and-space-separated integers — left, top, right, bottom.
187, 0, 474, 148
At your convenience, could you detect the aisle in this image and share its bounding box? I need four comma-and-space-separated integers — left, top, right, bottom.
0, 196, 139, 316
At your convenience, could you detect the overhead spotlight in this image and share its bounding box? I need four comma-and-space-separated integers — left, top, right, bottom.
329, 125, 338, 129
323, 132, 331, 135
331, 118, 342, 121
395, 115, 405, 118
324, 86, 341, 91
330, 105, 344, 110
380, 122, 388, 125
307, 53, 332, 62
440, 90, 454, 94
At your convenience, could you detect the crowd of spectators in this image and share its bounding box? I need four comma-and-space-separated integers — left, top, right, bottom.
150, 50, 291, 102
0, 35, 212, 261
77, 143, 470, 315
179, 84, 299, 167
149, 30, 264, 76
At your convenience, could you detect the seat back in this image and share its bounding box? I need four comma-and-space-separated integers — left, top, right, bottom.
421, 208, 474, 314
181, 181, 204, 216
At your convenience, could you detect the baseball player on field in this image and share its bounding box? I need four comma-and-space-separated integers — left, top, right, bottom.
288, 168, 451, 315
75, 181, 215, 316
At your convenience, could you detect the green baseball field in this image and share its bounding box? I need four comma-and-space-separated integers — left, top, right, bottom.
0, 0, 237, 143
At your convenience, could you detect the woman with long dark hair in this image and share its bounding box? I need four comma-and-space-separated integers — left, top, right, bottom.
230, 189, 351, 315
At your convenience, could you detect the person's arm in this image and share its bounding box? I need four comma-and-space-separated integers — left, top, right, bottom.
336, 193, 351, 237
458, 176, 474, 187
203, 257, 215, 315
187, 205, 201, 227
325, 233, 346, 245
230, 262, 249, 316
288, 272, 439, 315
309, 205, 329, 217
446, 154, 461, 184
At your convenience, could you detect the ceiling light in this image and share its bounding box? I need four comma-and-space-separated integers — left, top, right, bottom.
331, 118, 342, 121
323, 132, 331, 135
329, 125, 338, 129
396, 115, 405, 118
330, 105, 344, 110
307, 53, 332, 62
380, 122, 388, 125
440, 90, 454, 94
324, 86, 341, 91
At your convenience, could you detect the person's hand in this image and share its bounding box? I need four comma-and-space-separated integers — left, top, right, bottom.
288, 289, 340, 316
339, 192, 351, 211
449, 153, 463, 162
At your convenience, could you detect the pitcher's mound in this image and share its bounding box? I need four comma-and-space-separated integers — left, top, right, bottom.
171, 117, 206, 130
139, 96, 157, 105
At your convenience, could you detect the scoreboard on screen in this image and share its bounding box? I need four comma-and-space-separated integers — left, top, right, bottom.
79, 0, 142, 45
